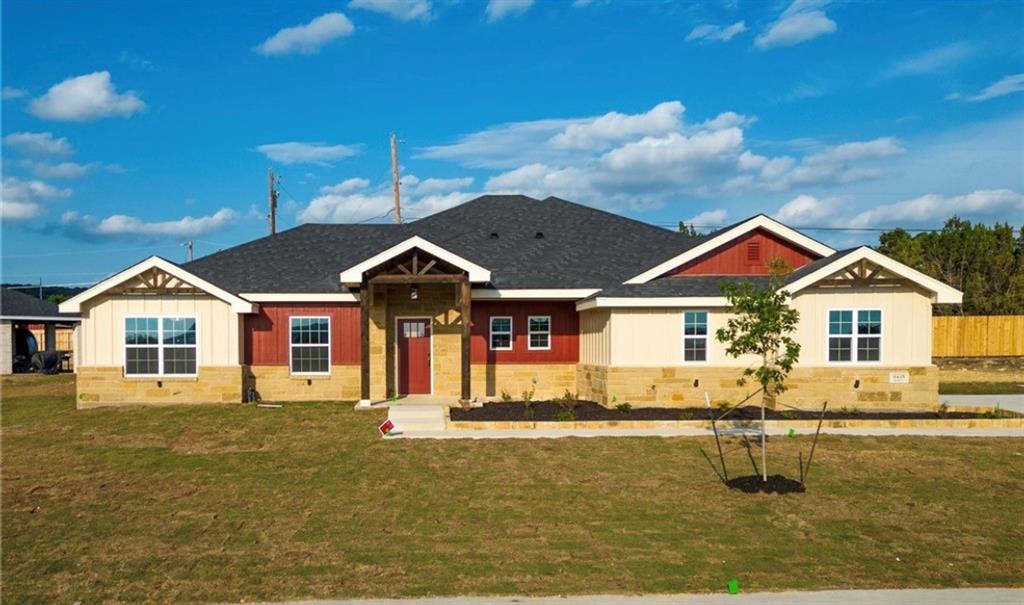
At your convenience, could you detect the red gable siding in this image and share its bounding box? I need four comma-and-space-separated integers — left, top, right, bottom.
668, 228, 820, 276
245, 302, 360, 365
471, 301, 579, 363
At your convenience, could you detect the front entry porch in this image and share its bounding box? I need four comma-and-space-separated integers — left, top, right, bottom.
357, 247, 473, 405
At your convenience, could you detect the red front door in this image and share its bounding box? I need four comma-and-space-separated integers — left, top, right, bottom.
397, 319, 431, 395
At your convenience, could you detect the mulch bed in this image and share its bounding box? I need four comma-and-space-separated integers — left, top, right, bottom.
450, 400, 998, 422
726, 474, 806, 494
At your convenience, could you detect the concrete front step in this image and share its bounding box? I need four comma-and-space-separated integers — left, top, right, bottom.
387, 405, 446, 432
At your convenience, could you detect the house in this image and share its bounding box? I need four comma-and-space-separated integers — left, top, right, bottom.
59, 195, 961, 409
1, 287, 80, 374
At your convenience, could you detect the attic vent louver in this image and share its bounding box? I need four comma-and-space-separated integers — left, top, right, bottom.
490, 232, 499, 239
535, 232, 544, 239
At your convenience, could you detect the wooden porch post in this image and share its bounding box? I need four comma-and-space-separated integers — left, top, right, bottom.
460, 277, 471, 402
360, 282, 371, 402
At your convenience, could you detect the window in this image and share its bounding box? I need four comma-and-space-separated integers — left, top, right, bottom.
682, 311, 708, 362
528, 316, 551, 350
828, 309, 881, 363
124, 317, 196, 376
489, 316, 512, 350
290, 316, 330, 374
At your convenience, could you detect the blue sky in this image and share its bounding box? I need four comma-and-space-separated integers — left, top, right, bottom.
2, 0, 1023, 286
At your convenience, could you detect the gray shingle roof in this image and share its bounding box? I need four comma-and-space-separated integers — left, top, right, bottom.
184, 195, 707, 293
1, 288, 78, 320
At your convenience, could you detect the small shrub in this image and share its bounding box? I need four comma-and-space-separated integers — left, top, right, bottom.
781, 410, 798, 420
615, 402, 632, 413
500, 390, 513, 403
555, 389, 578, 405
678, 410, 693, 420
554, 408, 575, 421
521, 386, 535, 404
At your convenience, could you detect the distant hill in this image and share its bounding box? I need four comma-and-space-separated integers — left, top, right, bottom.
1, 284, 87, 304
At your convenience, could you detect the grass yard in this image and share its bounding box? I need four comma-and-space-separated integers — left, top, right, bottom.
939, 381, 1024, 395
2, 375, 1023, 604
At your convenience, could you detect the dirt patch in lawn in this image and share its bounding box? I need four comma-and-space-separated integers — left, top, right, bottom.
451, 401, 1005, 422
936, 357, 1024, 384
726, 474, 806, 494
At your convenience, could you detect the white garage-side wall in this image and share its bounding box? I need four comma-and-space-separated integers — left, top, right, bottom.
78, 294, 242, 367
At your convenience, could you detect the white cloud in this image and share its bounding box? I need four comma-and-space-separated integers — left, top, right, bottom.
549, 101, 685, 150
881, 43, 972, 79
847, 189, 1024, 229
254, 12, 355, 56
486, 0, 533, 22
417, 116, 582, 169
685, 209, 729, 226
772, 194, 846, 225
349, 0, 431, 21
2, 86, 27, 99
2, 132, 73, 156
60, 208, 239, 238
319, 177, 370, 194
952, 73, 1024, 102
0, 176, 72, 221
24, 160, 97, 179
755, 0, 837, 49
778, 82, 828, 102
730, 137, 904, 192
27, 71, 145, 121
407, 176, 475, 195
686, 21, 747, 43
256, 141, 361, 165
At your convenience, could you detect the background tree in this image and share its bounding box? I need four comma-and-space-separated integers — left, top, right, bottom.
716, 258, 801, 482
878, 218, 1024, 315
678, 222, 700, 237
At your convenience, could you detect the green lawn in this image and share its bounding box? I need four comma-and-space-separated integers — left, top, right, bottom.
939, 381, 1024, 395
2, 374, 1023, 604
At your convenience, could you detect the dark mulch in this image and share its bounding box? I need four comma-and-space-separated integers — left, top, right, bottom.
726, 474, 806, 494
450, 400, 997, 422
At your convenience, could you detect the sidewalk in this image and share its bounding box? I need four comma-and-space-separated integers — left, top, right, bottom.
387, 425, 1024, 439
247, 587, 1024, 605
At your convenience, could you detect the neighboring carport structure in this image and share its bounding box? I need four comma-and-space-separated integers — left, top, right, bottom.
1, 288, 80, 374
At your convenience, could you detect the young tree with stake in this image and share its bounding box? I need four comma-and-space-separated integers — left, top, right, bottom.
716, 258, 801, 482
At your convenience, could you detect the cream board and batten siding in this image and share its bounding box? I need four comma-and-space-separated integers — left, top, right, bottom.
789, 284, 933, 367
597, 285, 933, 367
578, 309, 611, 365
77, 294, 242, 367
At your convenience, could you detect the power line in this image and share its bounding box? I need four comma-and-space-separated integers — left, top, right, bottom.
2, 243, 180, 259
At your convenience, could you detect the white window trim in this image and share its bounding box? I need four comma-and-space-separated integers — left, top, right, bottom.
826, 308, 883, 365
289, 315, 332, 376
489, 316, 513, 351
527, 315, 551, 351
681, 310, 710, 365
123, 315, 199, 378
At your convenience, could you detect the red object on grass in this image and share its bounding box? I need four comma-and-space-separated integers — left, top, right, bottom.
379, 419, 395, 436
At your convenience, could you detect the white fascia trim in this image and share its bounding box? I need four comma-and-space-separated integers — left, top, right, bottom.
0, 316, 81, 322
576, 296, 730, 311
338, 236, 491, 284
784, 246, 963, 304
623, 215, 836, 285
59, 256, 258, 314
472, 288, 600, 300
240, 293, 358, 302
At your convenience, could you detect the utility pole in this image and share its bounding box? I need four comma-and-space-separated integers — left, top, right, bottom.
38, 278, 43, 300
390, 132, 402, 224
186, 241, 194, 262
268, 168, 278, 235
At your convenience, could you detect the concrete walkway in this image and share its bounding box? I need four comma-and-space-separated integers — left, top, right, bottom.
387, 425, 1023, 439
941, 394, 1024, 414
248, 587, 1023, 605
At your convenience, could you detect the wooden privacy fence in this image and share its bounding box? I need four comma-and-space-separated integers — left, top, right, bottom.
933, 315, 1024, 357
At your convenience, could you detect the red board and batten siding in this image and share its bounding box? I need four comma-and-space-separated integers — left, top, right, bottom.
470, 301, 579, 363
244, 301, 578, 365
244, 303, 360, 365
668, 228, 820, 276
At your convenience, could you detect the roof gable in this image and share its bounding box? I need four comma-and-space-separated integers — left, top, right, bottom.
624, 214, 835, 284
59, 256, 258, 314
338, 236, 492, 284
666, 227, 821, 276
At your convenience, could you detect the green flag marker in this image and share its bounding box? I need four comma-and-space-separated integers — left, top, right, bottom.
788, 428, 796, 437
727, 579, 740, 594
